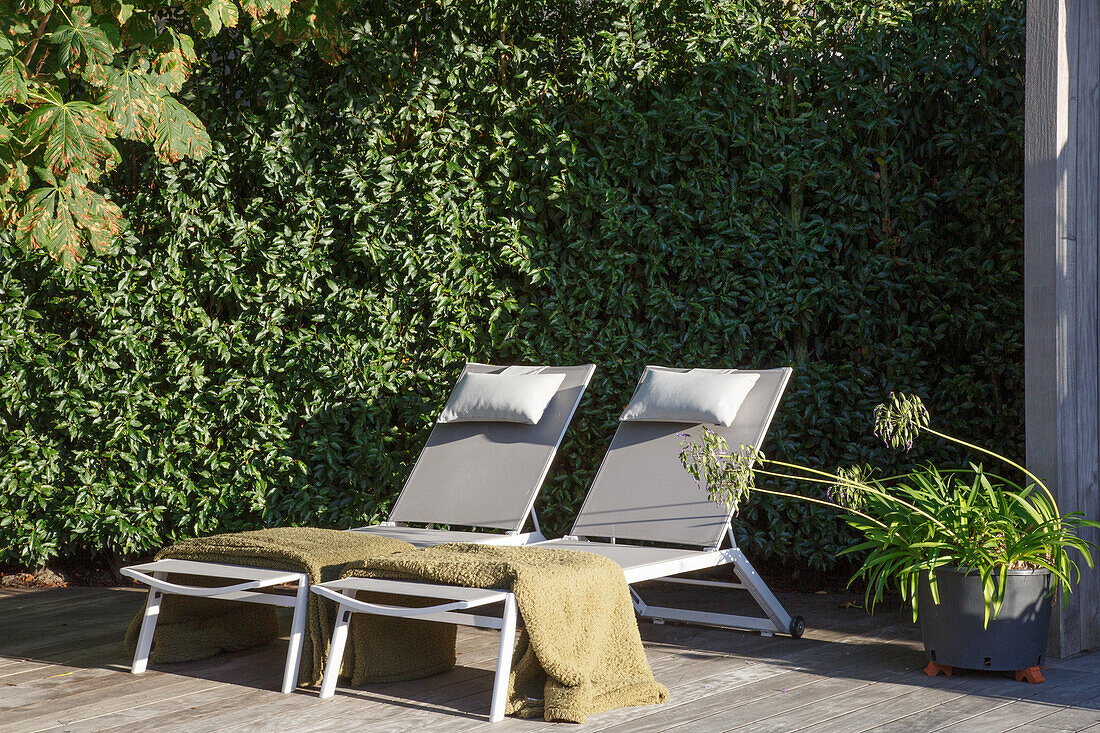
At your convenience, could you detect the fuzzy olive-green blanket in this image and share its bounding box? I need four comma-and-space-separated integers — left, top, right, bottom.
344, 543, 669, 723
123, 527, 456, 686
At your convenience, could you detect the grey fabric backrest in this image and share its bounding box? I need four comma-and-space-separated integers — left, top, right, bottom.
388, 363, 595, 531
569, 367, 792, 549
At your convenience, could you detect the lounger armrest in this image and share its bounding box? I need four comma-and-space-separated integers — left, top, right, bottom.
121, 567, 273, 597
311, 583, 508, 617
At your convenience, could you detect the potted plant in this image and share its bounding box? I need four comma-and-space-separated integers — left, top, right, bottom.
679, 393, 1099, 681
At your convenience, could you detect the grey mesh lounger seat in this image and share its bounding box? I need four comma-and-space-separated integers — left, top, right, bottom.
121, 362, 595, 694
310, 367, 800, 723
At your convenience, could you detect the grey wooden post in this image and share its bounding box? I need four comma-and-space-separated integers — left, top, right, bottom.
1025, 0, 1100, 657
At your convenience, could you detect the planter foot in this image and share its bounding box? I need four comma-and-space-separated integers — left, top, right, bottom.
1014, 666, 1045, 684
924, 661, 953, 677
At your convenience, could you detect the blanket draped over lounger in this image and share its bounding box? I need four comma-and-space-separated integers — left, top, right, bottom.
123, 527, 456, 685
344, 543, 669, 723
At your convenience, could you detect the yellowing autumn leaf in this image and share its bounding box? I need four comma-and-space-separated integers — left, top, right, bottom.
12, 175, 124, 265
50, 6, 117, 81
66, 179, 125, 255
155, 30, 197, 93
241, 0, 292, 20
8, 0, 345, 267
0, 55, 29, 103
99, 66, 160, 141
154, 95, 211, 163
192, 0, 239, 36
20, 97, 120, 177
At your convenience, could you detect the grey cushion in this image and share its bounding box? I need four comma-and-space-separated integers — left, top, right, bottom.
619, 367, 760, 427
437, 369, 566, 424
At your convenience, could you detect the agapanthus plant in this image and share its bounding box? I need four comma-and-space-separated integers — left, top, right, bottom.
679, 394, 1099, 627
678, 429, 760, 513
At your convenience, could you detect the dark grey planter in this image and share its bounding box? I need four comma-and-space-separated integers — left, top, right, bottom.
917, 567, 1053, 671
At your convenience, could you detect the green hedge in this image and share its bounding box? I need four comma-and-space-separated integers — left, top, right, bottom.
0, 0, 1024, 574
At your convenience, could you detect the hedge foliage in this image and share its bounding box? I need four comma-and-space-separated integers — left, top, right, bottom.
0, 0, 1025, 576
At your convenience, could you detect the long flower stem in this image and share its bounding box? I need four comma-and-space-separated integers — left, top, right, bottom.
747, 467, 938, 534
761, 456, 924, 489
757, 459, 956, 536
745, 485, 889, 530
921, 426, 1061, 515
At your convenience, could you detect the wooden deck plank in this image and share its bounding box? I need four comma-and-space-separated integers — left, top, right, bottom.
864, 669, 1100, 733
553, 623, 921, 733
799, 671, 1037, 733
735, 660, 1100, 733
0, 587, 62, 603
2, 586, 1098, 732
676, 637, 925, 733
931, 672, 1100, 732
724, 677, 926, 732
0, 587, 142, 626
0, 621, 298, 731
240, 620, 800, 733
1046, 649, 1100, 673
0, 588, 145, 664
67, 653, 304, 733
0, 587, 40, 596
92, 627, 522, 733
1016, 703, 1100, 731
294, 623, 743, 733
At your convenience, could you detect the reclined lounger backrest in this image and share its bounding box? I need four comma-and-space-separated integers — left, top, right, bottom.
387, 363, 595, 533
568, 367, 792, 550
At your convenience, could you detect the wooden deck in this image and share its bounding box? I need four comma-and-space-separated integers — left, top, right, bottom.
1, 583, 1098, 732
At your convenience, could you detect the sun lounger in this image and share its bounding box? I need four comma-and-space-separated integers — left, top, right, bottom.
121, 362, 595, 692
310, 366, 800, 721
540, 367, 801, 637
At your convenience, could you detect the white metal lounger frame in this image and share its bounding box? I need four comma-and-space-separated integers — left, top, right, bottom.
309, 366, 800, 722
544, 531, 801, 638
119, 362, 594, 693
633, 540, 798, 636
121, 559, 310, 694
312, 578, 519, 722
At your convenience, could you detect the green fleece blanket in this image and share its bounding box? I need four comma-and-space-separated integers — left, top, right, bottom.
344, 543, 669, 723
123, 527, 456, 685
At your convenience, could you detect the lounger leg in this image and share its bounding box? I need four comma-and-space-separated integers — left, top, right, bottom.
319, 601, 352, 699
631, 550, 800, 637
729, 549, 792, 633
489, 593, 518, 723
281, 573, 310, 694
132, 572, 166, 674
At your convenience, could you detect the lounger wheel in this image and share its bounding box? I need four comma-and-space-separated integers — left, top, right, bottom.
789, 615, 805, 639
